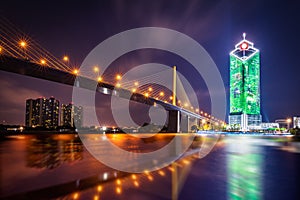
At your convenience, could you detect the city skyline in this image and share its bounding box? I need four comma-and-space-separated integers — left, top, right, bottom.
0, 0, 299, 125
25, 96, 83, 128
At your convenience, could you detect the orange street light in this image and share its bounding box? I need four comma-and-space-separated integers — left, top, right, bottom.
19, 41, 27, 48
134, 81, 139, 86
148, 87, 153, 92
63, 56, 69, 62
97, 76, 103, 82
116, 74, 122, 80
19, 40, 28, 59
93, 66, 99, 72
40, 59, 46, 65
159, 92, 164, 96
144, 93, 149, 97
73, 69, 79, 75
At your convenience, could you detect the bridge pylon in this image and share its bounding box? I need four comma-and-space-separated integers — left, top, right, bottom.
172, 66, 176, 106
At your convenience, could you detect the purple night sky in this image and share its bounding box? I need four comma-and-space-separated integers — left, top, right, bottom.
0, 0, 300, 126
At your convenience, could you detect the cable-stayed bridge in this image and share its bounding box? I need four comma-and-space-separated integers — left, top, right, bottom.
0, 18, 225, 132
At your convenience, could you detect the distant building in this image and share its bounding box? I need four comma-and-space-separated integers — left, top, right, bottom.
260, 123, 279, 130
293, 117, 300, 128
60, 103, 83, 128
229, 33, 262, 131
25, 97, 59, 128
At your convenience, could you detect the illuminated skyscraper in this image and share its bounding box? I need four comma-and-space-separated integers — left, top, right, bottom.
229, 33, 262, 131
25, 97, 59, 129
60, 103, 83, 128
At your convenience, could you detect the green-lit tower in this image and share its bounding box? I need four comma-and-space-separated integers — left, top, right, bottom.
229, 33, 262, 131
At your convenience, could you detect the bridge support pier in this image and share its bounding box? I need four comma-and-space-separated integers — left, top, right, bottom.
181, 114, 189, 133
168, 110, 180, 133
181, 114, 198, 133
167, 111, 199, 133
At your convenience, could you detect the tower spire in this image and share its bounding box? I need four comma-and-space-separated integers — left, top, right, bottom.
243, 32, 246, 40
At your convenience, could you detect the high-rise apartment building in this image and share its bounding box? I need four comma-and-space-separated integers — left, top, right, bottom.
25, 97, 59, 128
60, 103, 83, 128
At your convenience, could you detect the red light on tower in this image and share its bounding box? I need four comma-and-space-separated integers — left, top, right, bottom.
240, 42, 249, 50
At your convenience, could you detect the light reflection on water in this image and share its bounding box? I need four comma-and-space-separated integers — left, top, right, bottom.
26, 135, 83, 169
0, 134, 299, 200
226, 137, 263, 200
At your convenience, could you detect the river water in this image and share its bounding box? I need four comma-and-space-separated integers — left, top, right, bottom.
0, 133, 299, 200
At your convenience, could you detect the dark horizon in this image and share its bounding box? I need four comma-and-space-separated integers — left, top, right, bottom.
1, 0, 300, 125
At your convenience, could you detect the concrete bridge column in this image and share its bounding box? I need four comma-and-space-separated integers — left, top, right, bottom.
180, 114, 189, 133
167, 110, 180, 133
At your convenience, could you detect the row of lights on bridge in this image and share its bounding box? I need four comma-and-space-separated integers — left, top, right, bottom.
71, 66, 226, 124
0, 40, 71, 67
